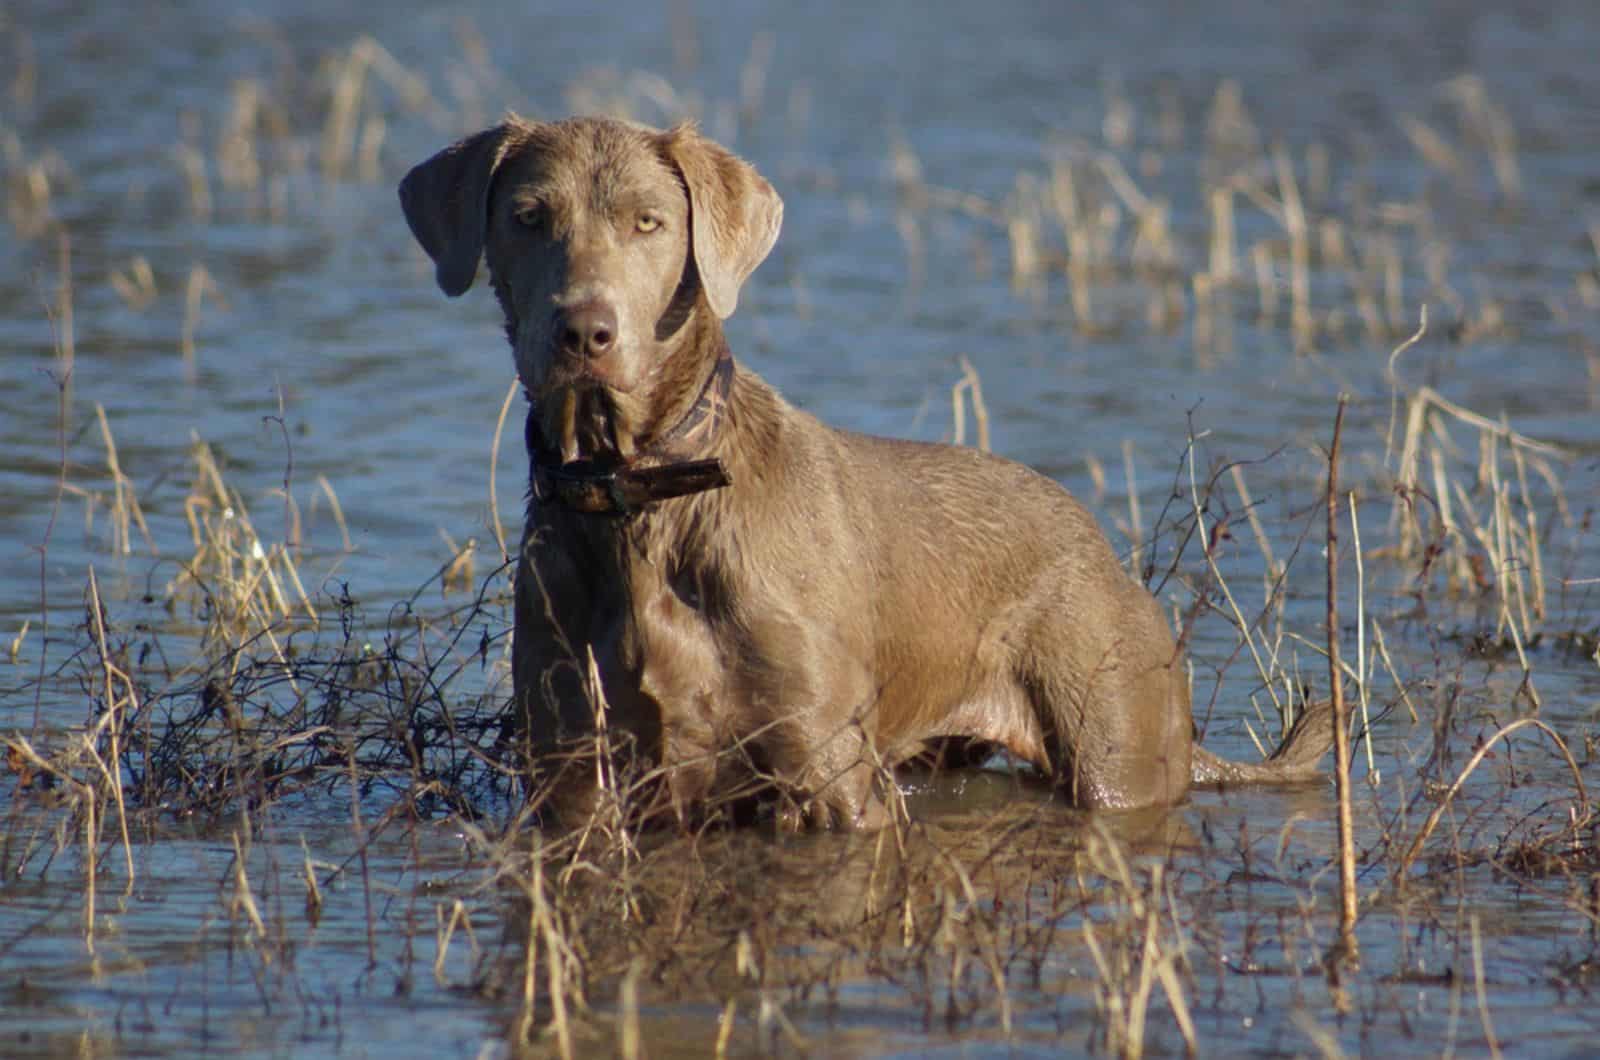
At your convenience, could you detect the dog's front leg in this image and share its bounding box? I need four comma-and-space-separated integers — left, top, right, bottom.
761, 672, 892, 831
508, 533, 616, 824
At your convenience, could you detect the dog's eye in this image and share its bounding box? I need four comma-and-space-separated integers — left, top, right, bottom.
514, 204, 543, 228
635, 213, 662, 234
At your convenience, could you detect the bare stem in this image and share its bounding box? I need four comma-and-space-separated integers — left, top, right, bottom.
1326, 395, 1359, 965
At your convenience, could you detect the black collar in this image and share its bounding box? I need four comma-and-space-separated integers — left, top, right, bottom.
526, 346, 734, 517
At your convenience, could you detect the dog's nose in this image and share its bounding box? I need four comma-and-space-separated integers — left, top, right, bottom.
556, 301, 618, 359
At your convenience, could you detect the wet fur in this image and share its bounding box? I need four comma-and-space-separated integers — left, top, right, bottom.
399, 116, 1333, 829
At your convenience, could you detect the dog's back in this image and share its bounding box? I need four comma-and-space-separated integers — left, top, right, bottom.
399, 115, 1332, 829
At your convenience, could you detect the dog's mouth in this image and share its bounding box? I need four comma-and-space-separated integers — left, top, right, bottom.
537, 381, 643, 464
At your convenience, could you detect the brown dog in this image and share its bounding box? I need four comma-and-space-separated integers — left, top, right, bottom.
400, 116, 1331, 829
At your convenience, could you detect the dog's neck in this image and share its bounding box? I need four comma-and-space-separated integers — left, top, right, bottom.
526, 321, 736, 517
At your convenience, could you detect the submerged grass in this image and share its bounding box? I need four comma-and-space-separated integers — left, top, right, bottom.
3, 19, 1600, 1057
5, 332, 1594, 1055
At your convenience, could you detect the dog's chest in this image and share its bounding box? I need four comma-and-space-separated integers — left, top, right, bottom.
604, 555, 726, 730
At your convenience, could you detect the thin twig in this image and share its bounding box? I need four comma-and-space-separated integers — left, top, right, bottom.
1326, 396, 1359, 963
1396, 718, 1589, 878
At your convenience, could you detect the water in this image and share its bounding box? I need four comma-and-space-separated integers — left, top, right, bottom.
4, 0, 1599, 1056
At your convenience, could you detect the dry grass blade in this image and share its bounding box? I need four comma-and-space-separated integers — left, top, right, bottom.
949, 356, 991, 452
180, 265, 225, 378
488, 375, 520, 566
92, 404, 153, 556
1470, 914, 1504, 1060
321, 36, 439, 183
1397, 718, 1590, 879
1325, 396, 1359, 966
85, 567, 135, 884
1186, 429, 1285, 717
1079, 823, 1195, 1058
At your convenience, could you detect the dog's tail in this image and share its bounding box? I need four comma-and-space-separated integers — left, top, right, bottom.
1190, 697, 1335, 787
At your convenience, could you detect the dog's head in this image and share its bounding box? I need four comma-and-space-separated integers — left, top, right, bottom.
399, 116, 782, 462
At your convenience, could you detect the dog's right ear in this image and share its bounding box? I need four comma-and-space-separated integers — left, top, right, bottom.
399, 124, 521, 297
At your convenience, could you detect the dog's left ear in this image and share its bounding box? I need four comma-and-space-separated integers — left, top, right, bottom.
662, 124, 784, 319
399, 122, 526, 297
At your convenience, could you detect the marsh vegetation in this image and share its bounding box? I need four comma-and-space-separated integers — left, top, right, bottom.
3, 4, 1598, 1056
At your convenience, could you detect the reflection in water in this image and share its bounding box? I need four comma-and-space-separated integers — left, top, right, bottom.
3, 0, 1600, 1056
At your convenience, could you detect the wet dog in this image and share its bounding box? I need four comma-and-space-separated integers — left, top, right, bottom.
399, 116, 1331, 828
